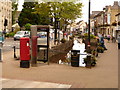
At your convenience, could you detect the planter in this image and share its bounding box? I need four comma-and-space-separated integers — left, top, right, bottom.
61, 38, 66, 43
97, 49, 104, 53
37, 40, 74, 63
97, 46, 104, 53
84, 56, 97, 68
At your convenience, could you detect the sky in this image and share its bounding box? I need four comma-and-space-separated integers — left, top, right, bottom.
17, 0, 120, 22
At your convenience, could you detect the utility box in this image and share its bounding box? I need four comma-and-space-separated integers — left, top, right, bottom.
71, 50, 80, 67
20, 37, 30, 68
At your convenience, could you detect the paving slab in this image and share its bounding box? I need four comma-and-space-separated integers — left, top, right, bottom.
2, 78, 71, 88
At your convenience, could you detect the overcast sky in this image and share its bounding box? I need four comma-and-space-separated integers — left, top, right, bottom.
17, 0, 120, 22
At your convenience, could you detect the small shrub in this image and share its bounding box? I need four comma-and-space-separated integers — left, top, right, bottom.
97, 46, 104, 53
84, 33, 88, 37
6, 32, 15, 37
90, 34, 96, 39
83, 33, 96, 39
14, 28, 20, 34
24, 23, 32, 31
83, 56, 97, 67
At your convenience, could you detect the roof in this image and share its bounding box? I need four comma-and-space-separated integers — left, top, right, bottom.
12, 23, 20, 27
91, 11, 102, 19
94, 11, 103, 18
116, 13, 120, 16
76, 20, 83, 25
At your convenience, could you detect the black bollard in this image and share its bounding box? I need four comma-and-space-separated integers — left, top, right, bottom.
0, 48, 2, 62
13, 46, 17, 59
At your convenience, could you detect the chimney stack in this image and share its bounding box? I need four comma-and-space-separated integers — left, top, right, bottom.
114, 1, 118, 6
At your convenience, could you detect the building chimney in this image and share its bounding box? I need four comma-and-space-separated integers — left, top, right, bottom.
114, 1, 118, 6
119, 1, 120, 6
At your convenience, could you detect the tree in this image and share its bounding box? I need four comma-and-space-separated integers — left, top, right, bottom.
33, 2, 51, 25
12, 2, 18, 24
34, 2, 83, 30
18, 2, 39, 27
59, 2, 82, 31
24, 23, 32, 31
18, 1, 83, 30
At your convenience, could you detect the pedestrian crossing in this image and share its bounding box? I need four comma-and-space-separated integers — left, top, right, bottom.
1, 78, 71, 88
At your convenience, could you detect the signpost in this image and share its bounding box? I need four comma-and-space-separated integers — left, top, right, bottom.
31, 25, 50, 66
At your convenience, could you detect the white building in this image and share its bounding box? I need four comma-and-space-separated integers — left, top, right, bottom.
76, 20, 87, 33
0, 0, 12, 32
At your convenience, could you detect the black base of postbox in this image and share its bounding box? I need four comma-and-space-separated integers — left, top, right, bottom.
20, 60, 30, 68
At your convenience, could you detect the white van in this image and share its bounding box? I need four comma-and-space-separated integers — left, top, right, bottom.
14, 31, 30, 41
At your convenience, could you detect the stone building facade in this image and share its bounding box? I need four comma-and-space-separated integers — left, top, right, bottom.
115, 13, 120, 38
91, 1, 120, 37
0, 0, 12, 32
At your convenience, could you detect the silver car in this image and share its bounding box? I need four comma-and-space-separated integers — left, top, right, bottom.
14, 31, 30, 41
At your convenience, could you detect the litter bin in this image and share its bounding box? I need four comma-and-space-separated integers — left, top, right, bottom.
71, 50, 80, 67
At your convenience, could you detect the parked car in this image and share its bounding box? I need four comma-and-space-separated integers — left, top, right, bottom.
37, 32, 47, 38
14, 31, 30, 41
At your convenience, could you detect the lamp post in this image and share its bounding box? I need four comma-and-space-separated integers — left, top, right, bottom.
103, 8, 105, 35
88, 0, 91, 45
4, 18, 8, 37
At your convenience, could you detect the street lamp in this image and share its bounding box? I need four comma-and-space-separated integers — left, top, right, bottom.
103, 8, 105, 35
88, 0, 91, 45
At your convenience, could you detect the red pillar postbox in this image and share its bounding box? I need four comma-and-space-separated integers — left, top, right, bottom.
20, 37, 30, 68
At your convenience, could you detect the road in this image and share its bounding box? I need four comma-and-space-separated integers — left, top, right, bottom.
1, 32, 64, 53
2, 38, 19, 53
1, 37, 50, 53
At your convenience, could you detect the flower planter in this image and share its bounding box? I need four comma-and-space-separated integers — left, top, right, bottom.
83, 55, 97, 68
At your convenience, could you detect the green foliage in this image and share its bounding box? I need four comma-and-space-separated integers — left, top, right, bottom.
24, 23, 32, 31
84, 33, 96, 39
90, 34, 96, 39
33, 2, 51, 25
84, 33, 88, 37
83, 56, 97, 67
6, 27, 21, 37
6, 32, 15, 37
18, 1, 83, 31
34, 2, 83, 29
97, 46, 104, 53
14, 28, 20, 34
18, 2, 39, 27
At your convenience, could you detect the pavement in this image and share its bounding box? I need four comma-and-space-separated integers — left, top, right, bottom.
1, 78, 71, 88
1, 39, 119, 88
